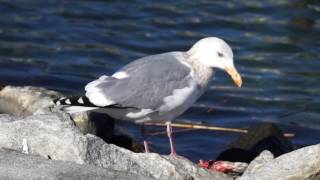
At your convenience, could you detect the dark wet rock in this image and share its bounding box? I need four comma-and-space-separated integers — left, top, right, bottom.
239, 144, 320, 180
230, 123, 294, 156
217, 123, 294, 163
111, 134, 145, 153
70, 112, 144, 152
216, 148, 258, 163
72, 112, 115, 142
0, 148, 147, 180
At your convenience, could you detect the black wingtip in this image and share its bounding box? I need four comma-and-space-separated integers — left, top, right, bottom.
53, 96, 95, 106
53, 96, 139, 110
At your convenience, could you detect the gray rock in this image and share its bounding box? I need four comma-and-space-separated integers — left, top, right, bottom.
0, 85, 130, 144
0, 85, 127, 147
240, 150, 274, 177
239, 144, 320, 180
86, 136, 230, 179
0, 85, 94, 132
0, 148, 148, 180
0, 113, 87, 163
0, 86, 61, 116
0, 113, 228, 180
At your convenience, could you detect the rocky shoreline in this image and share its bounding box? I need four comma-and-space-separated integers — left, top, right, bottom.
0, 85, 319, 180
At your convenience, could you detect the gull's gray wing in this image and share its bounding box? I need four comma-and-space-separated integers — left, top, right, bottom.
85, 52, 193, 111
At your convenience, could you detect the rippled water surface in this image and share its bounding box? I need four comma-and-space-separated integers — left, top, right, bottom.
1, 0, 320, 161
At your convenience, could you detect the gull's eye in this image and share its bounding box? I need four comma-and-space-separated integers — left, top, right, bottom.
217, 52, 224, 58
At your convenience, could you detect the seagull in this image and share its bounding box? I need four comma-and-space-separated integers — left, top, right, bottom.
53, 37, 242, 155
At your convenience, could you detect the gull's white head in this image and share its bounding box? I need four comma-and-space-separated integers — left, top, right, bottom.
188, 37, 242, 87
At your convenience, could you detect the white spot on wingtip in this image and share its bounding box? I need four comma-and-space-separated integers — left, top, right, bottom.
78, 97, 84, 104
112, 71, 129, 79
56, 101, 61, 105
65, 99, 71, 104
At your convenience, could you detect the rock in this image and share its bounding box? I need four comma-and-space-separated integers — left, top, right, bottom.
0, 85, 143, 152
0, 113, 87, 163
0, 113, 229, 180
216, 148, 258, 163
0, 85, 103, 135
241, 150, 274, 176
230, 123, 294, 157
0, 85, 61, 116
0, 148, 148, 180
217, 123, 293, 163
0, 85, 108, 135
86, 136, 230, 180
238, 144, 320, 180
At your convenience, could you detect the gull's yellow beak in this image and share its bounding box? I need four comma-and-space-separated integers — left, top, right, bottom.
225, 66, 242, 87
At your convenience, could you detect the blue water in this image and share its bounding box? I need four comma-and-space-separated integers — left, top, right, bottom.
0, 0, 320, 162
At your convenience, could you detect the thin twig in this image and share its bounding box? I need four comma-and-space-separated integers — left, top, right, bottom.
144, 122, 295, 138
150, 128, 196, 136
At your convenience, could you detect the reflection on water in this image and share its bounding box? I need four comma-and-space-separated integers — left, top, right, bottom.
0, 0, 319, 161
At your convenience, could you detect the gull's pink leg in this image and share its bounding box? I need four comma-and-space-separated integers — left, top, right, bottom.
141, 123, 150, 153
143, 140, 150, 153
166, 121, 177, 156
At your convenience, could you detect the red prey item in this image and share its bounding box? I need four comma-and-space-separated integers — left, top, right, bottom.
198, 160, 248, 174
198, 160, 233, 173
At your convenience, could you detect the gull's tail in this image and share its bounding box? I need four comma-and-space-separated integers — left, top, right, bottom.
53, 96, 99, 113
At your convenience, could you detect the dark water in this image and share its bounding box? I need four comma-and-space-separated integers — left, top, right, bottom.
1, 0, 320, 161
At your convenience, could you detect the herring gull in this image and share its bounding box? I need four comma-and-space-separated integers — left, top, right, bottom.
53, 37, 243, 155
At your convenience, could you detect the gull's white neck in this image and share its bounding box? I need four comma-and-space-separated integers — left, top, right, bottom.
178, 37, 234, 92
182, 51, 213, 91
